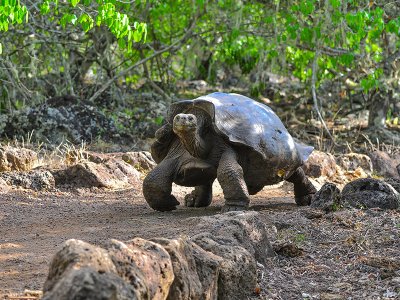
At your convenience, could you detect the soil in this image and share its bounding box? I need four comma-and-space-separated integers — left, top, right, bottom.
0, 180, 399, 300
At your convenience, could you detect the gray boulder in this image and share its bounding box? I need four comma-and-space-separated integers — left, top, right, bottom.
341, 178, 399, 209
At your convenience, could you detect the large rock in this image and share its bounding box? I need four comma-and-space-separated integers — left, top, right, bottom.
151, 238, 202, 300
0, 170, 55, 190
43, 239, 118, 293
106, 240, 151, 299
191, 233, 256, 300
1, 95, 126, 145
310, 182, 341, 212
43, 239, 149, 300
0, 146, 38, 172
341, 178, 400, 209
368, 150, 400, 178
110, 238, 174, 300
42, 268, 141, 300
53, 159, 140, 189
190, 242, 222, 300
302, 150, 337, 178
190, 211, 275, 265
336, 153, 373, 175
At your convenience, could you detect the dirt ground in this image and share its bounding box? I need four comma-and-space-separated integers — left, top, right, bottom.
0, 181, 399, 300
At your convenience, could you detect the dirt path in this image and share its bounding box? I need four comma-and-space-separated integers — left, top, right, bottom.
1, 183, 399, 299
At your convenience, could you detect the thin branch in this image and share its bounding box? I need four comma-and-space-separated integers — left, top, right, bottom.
311, 49, 337, 145
87, 18, 197, 104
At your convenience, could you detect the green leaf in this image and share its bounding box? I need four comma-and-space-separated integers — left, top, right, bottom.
70, 0, 80, 7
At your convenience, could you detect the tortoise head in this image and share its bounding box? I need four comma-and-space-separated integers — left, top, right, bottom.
173, 113, 198, 134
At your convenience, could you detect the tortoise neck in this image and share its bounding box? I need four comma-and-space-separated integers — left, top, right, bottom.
176, 129, 208, 158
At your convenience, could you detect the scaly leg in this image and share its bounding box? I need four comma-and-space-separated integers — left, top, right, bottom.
286, 167, 317, 206
217, 148, 250, 212
142, 158, 180, 211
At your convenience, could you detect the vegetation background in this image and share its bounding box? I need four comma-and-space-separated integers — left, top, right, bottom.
0, 0, 399, 151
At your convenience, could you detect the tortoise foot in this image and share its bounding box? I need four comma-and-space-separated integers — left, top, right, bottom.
184, 185, 212, 207
151, 195, 180, 212
221, 204, 248, 213
295, 193, 314, 206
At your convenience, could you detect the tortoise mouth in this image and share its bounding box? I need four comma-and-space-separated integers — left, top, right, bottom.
173, 123, 196, 133
173, 114, 197, 133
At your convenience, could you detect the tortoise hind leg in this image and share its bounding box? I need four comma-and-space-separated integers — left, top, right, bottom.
184, 184, 213, 207
217, 148, 250, 212
286, 167, 316, 206
143, 158, 180, 211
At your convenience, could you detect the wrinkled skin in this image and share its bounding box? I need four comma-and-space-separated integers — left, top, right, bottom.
143, 107, 316, 212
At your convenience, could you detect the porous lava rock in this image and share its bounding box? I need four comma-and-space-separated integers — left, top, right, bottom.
302, 150, 337, 178
150, 237, 202, 300
0, 146, 38, 172
1, 95, 124, 145
0, 170, 55, 191
53, 159, 140, 189
336, 153, 373, 175
368, 150, 400, 178
310, 182, 341, 212
341, 178, 399, 209
190, 211, 275, 265
42, 212, 273, 300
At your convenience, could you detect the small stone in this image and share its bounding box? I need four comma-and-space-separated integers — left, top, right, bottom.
310, 182, 341, 212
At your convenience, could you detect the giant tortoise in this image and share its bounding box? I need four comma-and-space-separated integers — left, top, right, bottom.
143, 92, 316, 211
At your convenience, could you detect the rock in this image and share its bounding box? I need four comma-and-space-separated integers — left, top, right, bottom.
368, 150, 400, 178
341, 178, 400, 209
0, 170, 55, 190
150, 237, 202, 300
0, 146, 38, 172
336, 153, 373, 174
111, 238, 174, 300
190, 211, 275, 265
190, 242, 222, 300
310, 182, 341, 212
42, 267, 141, 300
53, 159, 140, 189
1, 95, 127, 145
106, 240, 150, 299
191, 233, 256, 300
122, 151, 156, 171
0, 177, 10, 194
43, 239, 118, 293
385, 178, 400, 193
302, 150, 337, 178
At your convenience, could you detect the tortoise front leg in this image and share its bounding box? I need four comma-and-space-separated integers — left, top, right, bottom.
184, 184, 213, 207
143, 158, 180, 211
217, 148, 250, 212
286, 167, 317, 206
